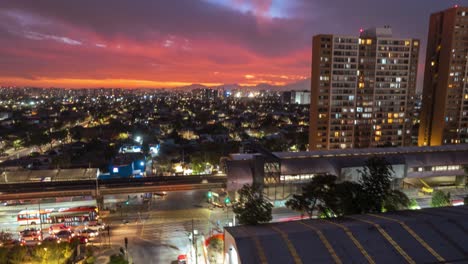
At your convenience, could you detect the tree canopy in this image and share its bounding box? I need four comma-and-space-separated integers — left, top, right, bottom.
233, 184, 272, 225
285, 156, 410, 218
431, 190, 451, 207
285, 175, 337, 218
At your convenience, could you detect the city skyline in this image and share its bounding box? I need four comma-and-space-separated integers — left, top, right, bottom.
0, 0, 461, 89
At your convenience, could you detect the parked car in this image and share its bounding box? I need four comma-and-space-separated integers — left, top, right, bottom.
49, 224, 71, 235
55, 230, 74, 243
76, 228, 98, 239
85, 220, 106, 231
20, 229, 42, 242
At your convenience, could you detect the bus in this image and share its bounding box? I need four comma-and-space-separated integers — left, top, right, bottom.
50, 206, 99, 224
17, 209, 55, 225
17, 206, 98, 226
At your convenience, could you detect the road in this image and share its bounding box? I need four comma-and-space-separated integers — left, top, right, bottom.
0, 189, 300, 264
100, 190, 300, 264
101, 190, 226, 263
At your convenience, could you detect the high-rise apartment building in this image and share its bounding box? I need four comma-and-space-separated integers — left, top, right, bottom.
419, 6, 468, 146
309, 27, 419, 150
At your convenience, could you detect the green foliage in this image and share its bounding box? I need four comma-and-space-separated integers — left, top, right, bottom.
285, 194, 310, 218
0, 231, 13, 243
359, 156, 395, 213
7, 245, 29, 264
285, 175, 337, 218
383, 190, 411, 212
85, 256, 96, 264
0, 247, 9, 262
26, 130, 50, 151
208, 237, 224, 253
286, 157, 410, 217
12, 139, 23, 150
333, 181, 365, 215
30, 240, 75, 264
109, 254, 128, 264
431, 190, 451, 207
409, 199, 420, 209
233, 184, 272, 225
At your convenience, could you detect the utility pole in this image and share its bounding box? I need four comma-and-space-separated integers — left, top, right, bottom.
192, 219, 198, 264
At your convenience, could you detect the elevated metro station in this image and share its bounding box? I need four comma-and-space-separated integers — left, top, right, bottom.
223, 144, 468, 202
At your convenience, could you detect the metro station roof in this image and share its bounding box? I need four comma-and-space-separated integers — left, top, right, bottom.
225, 144, 468, 177
225, 206, 468, 264
0, 168, 98, 183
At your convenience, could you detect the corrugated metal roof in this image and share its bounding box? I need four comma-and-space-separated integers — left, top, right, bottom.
0, 168, 97, 183
226, 144, 468, 178
225, 206, 468, 264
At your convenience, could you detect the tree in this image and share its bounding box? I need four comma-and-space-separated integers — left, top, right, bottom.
50, 130, 67, 147
109, 254, 128, 264
285, 175, 337, 218
383, 190, 410, 212
209, 236, 224, 253
8, 245, 28, 264
431, 190, 451, 207
333, 181, 366, 215
232, 184, 272, 225
359, 157, 394, 213
12, 139, 23, 150
285, 194, 311, 219
70, 126, 84, 142
26, 130, 49, 153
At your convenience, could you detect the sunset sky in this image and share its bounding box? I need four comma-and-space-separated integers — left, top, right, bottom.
0, 0, 461, 89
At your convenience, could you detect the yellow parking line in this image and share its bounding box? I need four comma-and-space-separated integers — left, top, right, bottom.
347, 216, 415, 264
298, 221, 342, 264
241, 227, 268, 264
322, 219, 375, 264
369, 214, 445, 262
270, 226, 303, 264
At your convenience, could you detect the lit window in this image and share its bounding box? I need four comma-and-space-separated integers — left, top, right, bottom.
366, 39, 372, 45
413, 41, 419, 46
404, 40, 410, 46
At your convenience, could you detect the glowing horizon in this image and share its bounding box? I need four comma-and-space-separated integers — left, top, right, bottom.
0, 0, 459, 89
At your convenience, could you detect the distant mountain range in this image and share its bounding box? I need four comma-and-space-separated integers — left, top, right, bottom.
174, 78, 311, 92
